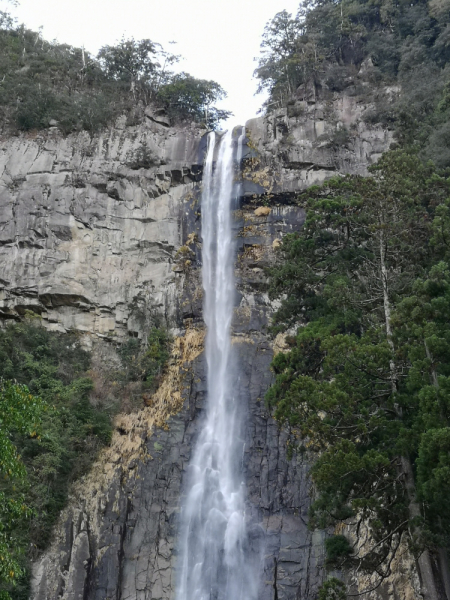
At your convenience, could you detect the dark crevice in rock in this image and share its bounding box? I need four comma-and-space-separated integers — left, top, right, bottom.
18, 240, 46, 249
283, 160, 337, 171
83, 518, 93, 600
274, 557, 279, 600
239, 192, 299, 208
39, 293, 92, 309
117, 498, 131, 600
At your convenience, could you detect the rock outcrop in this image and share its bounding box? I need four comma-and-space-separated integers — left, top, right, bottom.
0, 119, 204, 340
244, 90, 393, 197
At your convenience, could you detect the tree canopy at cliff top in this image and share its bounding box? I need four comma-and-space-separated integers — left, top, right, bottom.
255, 0, 450, 166
0, 12, 231, 133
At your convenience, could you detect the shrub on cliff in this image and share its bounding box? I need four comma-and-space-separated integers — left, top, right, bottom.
118, 327, 171, 391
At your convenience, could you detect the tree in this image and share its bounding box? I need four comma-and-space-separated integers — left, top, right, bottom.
269, 150, 440, 331
254, 10, 312, 108
396, 262, 450, 534
98, 37, 156, 82
97, 37, 181, 102
0, 381, 47, 600
157, 72, 231, 129
266, 150, 450, 599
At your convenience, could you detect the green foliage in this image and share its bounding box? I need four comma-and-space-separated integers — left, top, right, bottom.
317, 578, 347, 600
97, 36, 179, 107
254, 10, 313, 108
0, 13, 230, 133
0, 381, 46, 478
417, 428, 450, 535
0, 322, 113, 600
0, 382, 47, 600
318, 126, 352, 149
157, 72, 232, 129
98, 37, 159, 83
255, 0, 450, 165
118, 327, 170, 391
266, 150, 450, 576
268, 149, 445, 331
394, 261, 450, 539
126, 141, 159, 169
325, 535, 353, 566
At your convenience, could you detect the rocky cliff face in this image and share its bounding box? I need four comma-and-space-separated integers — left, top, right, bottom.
0, 88, 390, 340
0, 92, 416, 600
0, 116, 204, 340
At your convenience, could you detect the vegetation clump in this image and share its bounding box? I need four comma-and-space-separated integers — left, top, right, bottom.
0, 380, 47, 600
255, 0, 450, 166
0, 13, 230, 133
0, 320, 170, 600
0, 322, 112, 599
266, 149, 450, 594
118, 327, 171, 391
317, 577, 347, 600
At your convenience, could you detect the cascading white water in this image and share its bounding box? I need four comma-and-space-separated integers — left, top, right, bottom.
177, 127, 258, 600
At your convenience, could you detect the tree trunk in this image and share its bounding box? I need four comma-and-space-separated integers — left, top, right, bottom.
424, 340, 439, 389
402, 456, 440, 600
379, 230, 440, 600
423, 340, 450, 599
379, 229, 397, 393
438, 548, 450, 600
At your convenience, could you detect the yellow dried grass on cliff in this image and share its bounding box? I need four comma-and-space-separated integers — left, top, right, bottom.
254, 206, 271, 217
70, 327, 205, 500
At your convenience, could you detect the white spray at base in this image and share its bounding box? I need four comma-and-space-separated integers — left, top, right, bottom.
177, 127, 258, 600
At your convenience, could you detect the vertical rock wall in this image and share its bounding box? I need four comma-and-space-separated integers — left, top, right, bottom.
0, 119, 204, 340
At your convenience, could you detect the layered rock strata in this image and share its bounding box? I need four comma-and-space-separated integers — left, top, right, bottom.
0, 119, 204, 340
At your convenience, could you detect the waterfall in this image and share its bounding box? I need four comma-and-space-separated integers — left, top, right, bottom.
177, 127, 257, 600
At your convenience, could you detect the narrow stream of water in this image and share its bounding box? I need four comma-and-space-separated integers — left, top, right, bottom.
177, 127, 258, 600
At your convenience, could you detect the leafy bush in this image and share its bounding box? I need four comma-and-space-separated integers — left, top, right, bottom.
118, 327, 170, 391
323, 127, 351, 149
325, 536, 353, 566
324, 65, 354, 93
317, 578, 347, 600
125, 141, 159, 169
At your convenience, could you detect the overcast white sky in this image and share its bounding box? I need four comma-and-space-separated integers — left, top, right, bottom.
8, 0, 301, 126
